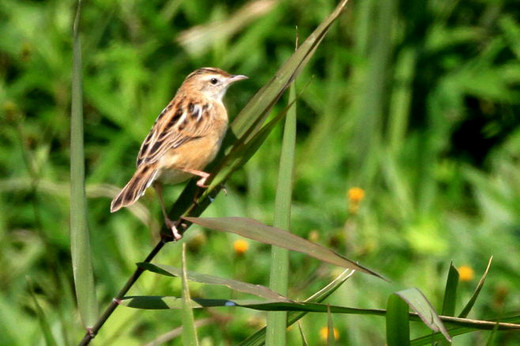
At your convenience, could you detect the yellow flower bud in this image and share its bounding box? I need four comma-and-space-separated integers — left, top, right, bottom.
233, 239, 249, 255
458, 265, 474, 282
319, 326, 339, 341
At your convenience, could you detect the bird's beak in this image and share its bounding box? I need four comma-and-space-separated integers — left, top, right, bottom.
229, 74, 248, 83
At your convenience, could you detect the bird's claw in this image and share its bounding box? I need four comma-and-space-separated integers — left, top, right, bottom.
164, 219, 183, 241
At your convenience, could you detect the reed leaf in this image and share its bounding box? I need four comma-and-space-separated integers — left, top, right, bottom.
458, 257, 493, 318
266, 59, 298, 346
181, 244, 199, 346
70, 0, 98, 328
442, 262, 460, 317
327, 305, 336, 346
120, 297, 520, 333
395, 288, 451, 342
28, 280, 58, 346
138, 262, 289, 301
386, 294, 410, 346
240, 269, 355, 346
410, 315, 520, 346
184, 216, 384, 278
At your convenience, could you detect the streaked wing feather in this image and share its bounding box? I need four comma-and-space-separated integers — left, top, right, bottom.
137, 100, 212, 166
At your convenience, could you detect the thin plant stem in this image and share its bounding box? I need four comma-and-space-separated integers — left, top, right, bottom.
266, 80, 297, 344
71, 0, 98, 329
78, 239, 166, 345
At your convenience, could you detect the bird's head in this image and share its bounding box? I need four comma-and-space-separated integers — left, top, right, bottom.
183, 67, 248, 101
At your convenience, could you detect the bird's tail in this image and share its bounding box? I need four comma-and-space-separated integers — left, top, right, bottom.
110, 165, 158, 213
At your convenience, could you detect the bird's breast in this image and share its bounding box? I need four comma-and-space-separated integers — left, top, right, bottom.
156, 118, 228, 184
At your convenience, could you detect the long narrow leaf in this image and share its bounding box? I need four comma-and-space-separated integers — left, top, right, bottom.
241, 269, 355, 346
138, 262, 289, 301
386, 294, 410, 346
442, 263, 459, 317
208, 0, 351, 191
184, 217, 384, 279
120, 297, 384, 312
120, 296, 520, 332
412, 257, 495, 345
228, 0, 350, 140
411, 315, 520, 345
70, 0, 98, 328
267, 59, 298, 345
458, 257, 493, 318
485, 321, 500, 346
395, 288, 451, 342
327, 305, 336, 346
207, 88, 301, 193
297, 322, 309, 346
181, 244, 199, 346
28, 281, 58, 346
439, 263, 460, 346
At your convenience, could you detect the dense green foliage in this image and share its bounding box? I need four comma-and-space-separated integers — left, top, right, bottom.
1, 0, 520, 344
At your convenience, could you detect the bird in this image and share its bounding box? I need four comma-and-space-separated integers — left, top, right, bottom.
110, 67, 248, 240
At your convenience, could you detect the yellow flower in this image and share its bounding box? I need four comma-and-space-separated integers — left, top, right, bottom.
348, 187, 365, 202
233, 239, 249, 255
347, 187, 365, 214
458, 265, 474, 282
319, 326, 339, 341
308, 230, 320, 242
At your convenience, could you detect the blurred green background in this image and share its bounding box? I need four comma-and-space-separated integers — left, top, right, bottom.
1, 0, 520, 344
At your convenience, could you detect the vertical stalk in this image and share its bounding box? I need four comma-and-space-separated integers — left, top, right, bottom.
266, 82, 297, 344
353, 0, 397, 186
181, 243, 199, 345
70, 0, 98, 329
78, 240, 166, 345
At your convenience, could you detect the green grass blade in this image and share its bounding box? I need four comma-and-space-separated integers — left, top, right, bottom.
439, 263, 459, 346
458, 257, 493, 318
388, 47, 417, 152
137, 262, 289, 301
206, 0, 351, 192
181, 244, 199, 346
411, 315, 520, 345
120, 296, 520, 341
297, 322, 309, 346
395, 288, 451, 342
266, 66, 298, 346
208, 91, 300, 192
442, 262, 459, 316
28, 280, 58, 346
485, 320, 500, 346
119, 297, 520, 333
120, 297, 383, 312
70, 0, 98, 328
228, 0, 350, 141
327, 305, 336, 346
386, 294, 410, 346
240, 269, 355, 346
184, 217, 383, 278
352, 0, 396, 186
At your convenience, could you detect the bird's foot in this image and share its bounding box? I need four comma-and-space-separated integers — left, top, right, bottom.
196, 173, 210, 188
164, 218, 182, 241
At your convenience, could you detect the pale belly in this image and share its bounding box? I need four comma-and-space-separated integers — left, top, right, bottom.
155, 133, 223, 185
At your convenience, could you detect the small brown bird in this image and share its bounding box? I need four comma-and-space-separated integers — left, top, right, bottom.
110, 67, 247, 240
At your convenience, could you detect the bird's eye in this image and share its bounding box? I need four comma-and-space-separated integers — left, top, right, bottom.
210, 78, 219, 85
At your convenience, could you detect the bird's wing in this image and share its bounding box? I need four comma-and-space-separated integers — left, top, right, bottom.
136, 99, 213, 167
